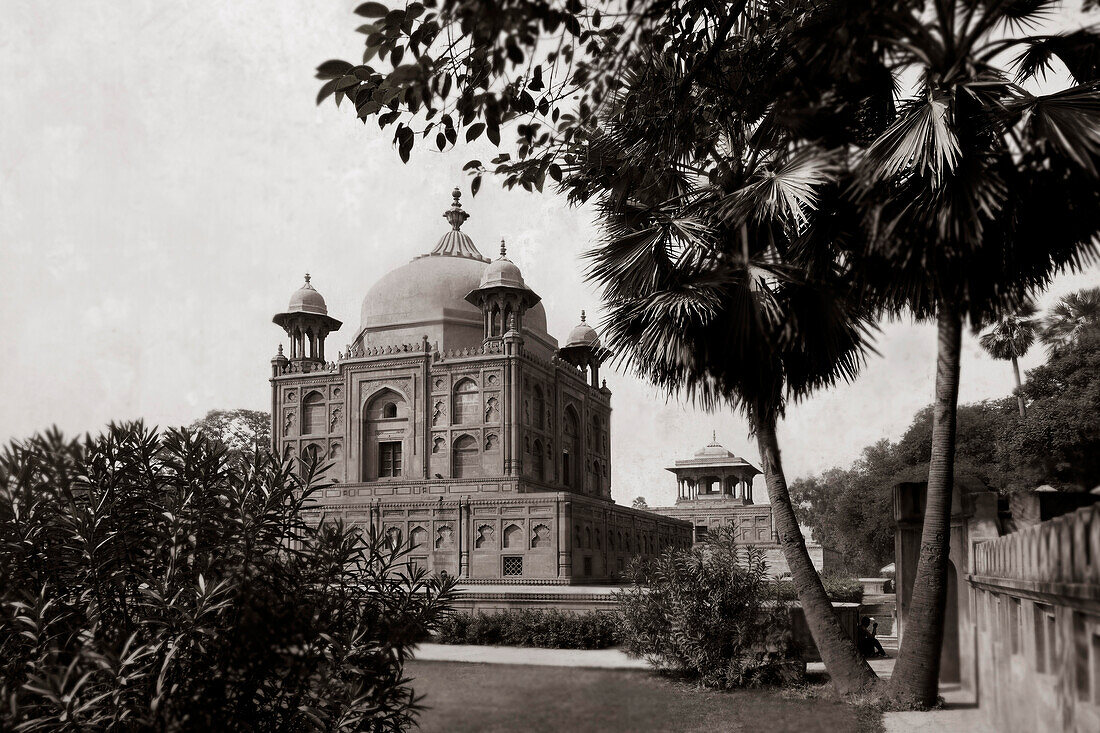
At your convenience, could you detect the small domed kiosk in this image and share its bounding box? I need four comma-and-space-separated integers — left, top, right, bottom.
272, 274, 342, 370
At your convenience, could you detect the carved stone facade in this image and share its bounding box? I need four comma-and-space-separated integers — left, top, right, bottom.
270, 191, 691, 583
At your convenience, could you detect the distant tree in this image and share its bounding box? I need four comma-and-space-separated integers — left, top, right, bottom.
790, 441, 903, 576
1041, 287, 1100, 354
631, 496, 649, 510
1004, 331, 1100, 491
189, 409, 270, 458
794, 334, 1100, 571
0, 423, 455, 731
979, 301, 1038, 418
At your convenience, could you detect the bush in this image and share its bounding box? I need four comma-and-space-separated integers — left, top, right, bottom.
616, 526, 798, 689
774, 574, 864, 604
434, 609, 620, 649
0, 423, 455, 731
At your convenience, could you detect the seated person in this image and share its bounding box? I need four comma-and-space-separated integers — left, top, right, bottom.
857, 617, 887, 657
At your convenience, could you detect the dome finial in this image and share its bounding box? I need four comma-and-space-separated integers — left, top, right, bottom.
278, 344, 284, 356
712, 429, 717, 443
580, 309, 586, 323
444, 187, 470, 231
500, 238, 507, 258
304, 273, 311, 286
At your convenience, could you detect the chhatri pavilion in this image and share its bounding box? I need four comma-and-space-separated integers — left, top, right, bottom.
268, 189, 692, 584
649, 435, 836, 575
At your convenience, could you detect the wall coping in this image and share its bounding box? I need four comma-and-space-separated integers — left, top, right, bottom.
972, 502, 1100, 593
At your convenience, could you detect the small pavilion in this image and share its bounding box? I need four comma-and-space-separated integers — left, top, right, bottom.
667, 432, 761, 504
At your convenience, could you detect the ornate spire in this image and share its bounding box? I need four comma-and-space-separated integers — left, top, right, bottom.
443, 187, 470, 231
422, 187, 488, 261
500, 238, 507, 258
580, 309, 587, 323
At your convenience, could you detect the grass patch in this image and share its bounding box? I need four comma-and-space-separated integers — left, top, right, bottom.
408, 660, 883, 732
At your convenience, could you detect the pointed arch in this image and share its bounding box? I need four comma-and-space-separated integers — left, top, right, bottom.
302, 390, 326, 435
452, 377, 479, 425
532, 439, 545, 481
503, 523, 522, 548
562, 405, 580, 489
452, 434, 480, 478
532, 385, 545, 429
362, 388, 409, 481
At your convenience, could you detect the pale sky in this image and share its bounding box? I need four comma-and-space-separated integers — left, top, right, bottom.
2, 1, 1096, 507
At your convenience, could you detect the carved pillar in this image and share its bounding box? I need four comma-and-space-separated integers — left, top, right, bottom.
557, 498, 573, 578
422, 335, 431, 479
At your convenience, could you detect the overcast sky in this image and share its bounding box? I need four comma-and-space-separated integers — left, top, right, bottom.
2, 1, 1096, 507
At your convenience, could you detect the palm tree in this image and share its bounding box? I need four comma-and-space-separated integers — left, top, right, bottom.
846, 1, 1100, 707
979, 301, 1038, 417
1041, 287, 1100, 352
578, 44, 885, 695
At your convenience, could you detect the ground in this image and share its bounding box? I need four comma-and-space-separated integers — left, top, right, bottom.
407, 661, 883, 733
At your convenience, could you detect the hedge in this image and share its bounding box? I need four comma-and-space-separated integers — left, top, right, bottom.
774, 574, 864, 603
433, 609, 621, 649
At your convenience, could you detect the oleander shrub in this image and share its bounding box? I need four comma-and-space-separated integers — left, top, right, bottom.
774, 574, 864, 604
0, 422, 455, 732
434, 609, 620, 649
616, 526, 798, 689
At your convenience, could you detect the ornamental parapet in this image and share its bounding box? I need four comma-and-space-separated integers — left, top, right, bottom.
277, 360, 339, 375
338, 340, 430, 360
971, 502, 1100, 600
434, 340, 504, 361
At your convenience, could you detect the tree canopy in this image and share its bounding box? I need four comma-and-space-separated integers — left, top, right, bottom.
792, 330, 1100, 574
188, 409, 270, 458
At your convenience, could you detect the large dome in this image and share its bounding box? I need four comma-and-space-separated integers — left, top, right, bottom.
355, 191, 553, 353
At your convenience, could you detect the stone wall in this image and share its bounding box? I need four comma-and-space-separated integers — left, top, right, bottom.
969, 503, 1100, 733
305, 492, 692, 584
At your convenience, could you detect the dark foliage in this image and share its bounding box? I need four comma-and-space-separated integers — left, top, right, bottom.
434, 609, 620, 649
0, 422, 455, 732
775, 574, 863, 604
616, 527, 798, 689
792, 331, 1100, 574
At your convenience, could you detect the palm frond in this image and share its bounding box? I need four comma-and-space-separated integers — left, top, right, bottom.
861, 92, 961, 187
1011, 83, 1100, 175
714, 147, 839, 230
978, 0, 1061, 34
1009, 28, 1100, 84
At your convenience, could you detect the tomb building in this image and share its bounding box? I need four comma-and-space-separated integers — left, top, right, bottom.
269, 189, 692, 583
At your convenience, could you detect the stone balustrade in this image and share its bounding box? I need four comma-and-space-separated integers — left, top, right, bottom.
972, 502, 1100, 598
967, 501, 1100, 733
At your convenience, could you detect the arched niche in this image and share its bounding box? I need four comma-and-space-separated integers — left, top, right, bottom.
452, 434, 480, 478
361, 387, 409, 481
452, 377, 479, 425
301, 390, 326, 435
562, 405, 580, 490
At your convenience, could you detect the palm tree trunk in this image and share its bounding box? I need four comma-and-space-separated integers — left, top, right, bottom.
887, 306, 962, 707
1011, 354, 1026, 418
753, 412, 880, 695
